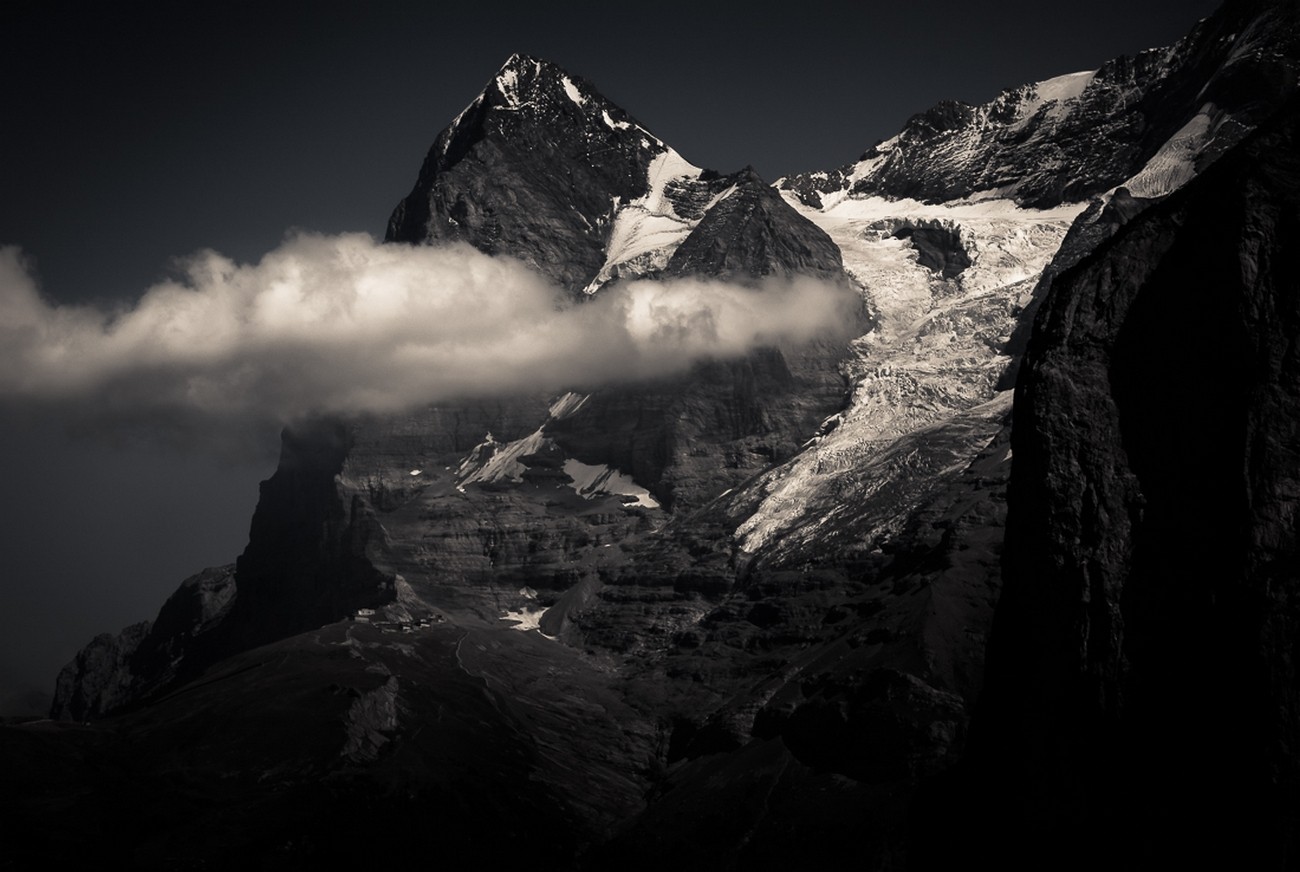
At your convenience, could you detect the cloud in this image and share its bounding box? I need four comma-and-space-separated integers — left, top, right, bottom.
0, 233, 861, 428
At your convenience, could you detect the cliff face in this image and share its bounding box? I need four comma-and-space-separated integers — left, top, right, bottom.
222, 418, 395, 653
937, 101, 1300, 868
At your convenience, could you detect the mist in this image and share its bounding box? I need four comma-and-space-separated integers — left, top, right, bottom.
0, 233, 861, 430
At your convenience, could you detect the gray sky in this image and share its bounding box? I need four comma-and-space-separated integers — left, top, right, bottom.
0, 0, 1222, 700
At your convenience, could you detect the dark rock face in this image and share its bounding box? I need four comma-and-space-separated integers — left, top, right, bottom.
223, 418, 394, 654
387, 53, 694, 293
664, 169, 845, 282
781, 0, 1300, 208
996, 186, 1159, 389
549, 341, 854, 513
578, 403, 1014, 868
938, 101, 1300, 869
51, 621, 150, 721
50, 565, 237, 720
18, 623, 656, 870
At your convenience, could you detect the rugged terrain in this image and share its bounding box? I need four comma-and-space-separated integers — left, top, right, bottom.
18, 1, 1300, 868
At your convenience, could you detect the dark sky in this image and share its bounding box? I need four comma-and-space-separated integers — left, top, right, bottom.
0, 0, 1221, 703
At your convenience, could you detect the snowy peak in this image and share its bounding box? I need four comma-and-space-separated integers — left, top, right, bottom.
387, 54, 700, 291
481, 52, 661, 144
387, 54, 849, 294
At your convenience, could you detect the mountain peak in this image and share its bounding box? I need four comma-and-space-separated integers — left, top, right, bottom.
387, 54, 682, 290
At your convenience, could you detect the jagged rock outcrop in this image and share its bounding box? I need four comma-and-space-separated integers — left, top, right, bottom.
51, 621, 151, 721
920, 97, 1300, 870
51, 565, 236, 720
663, 168, 845, 282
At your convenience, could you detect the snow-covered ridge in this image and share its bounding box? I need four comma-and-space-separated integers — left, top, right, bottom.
1004, 69, 1098, 129
457, 429, 548, 488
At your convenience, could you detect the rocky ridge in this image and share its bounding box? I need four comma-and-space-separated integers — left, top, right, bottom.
779, 0, 1299, 210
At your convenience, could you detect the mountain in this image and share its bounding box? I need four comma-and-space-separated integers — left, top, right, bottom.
387, 52, 844, 294
779, 0, 1298, 209
23, 2, 1300, 868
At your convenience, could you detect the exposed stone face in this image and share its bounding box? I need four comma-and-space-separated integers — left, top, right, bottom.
663, 170, 845, 282
548, 341, 855, 513
947, 100, 1300, 869
219, 418, 395, 655
50, 565, 240, 721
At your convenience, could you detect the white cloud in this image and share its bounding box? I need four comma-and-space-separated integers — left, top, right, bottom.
0, 233, 861, 425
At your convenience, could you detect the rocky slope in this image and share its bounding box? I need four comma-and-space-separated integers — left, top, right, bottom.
780, 0, 1299, 209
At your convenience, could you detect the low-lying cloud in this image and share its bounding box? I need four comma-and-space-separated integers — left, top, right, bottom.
1, 232, 861, 427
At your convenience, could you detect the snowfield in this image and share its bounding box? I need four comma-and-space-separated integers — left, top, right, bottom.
733, 191, 1085, 557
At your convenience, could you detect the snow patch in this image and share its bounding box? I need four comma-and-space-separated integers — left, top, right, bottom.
562, 75, 586, 106
502, 606, 547, 632
548, 391, 589, 420
602, 109, 630, 131
1124, 105, 1215, 198
584, 149, 713, 293
563, 458, 660, 508
496, 67, 521, 107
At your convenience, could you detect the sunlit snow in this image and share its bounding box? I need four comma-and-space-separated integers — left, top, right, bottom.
584, 150, 718, 293
501, 606, 546, 631
548, 391, 589, 420
734, 190, 1086, 556
562, 75, 586, 106
563, 458, 660, 508
1124, 106, 1215, 198
457, 429, 548, 486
